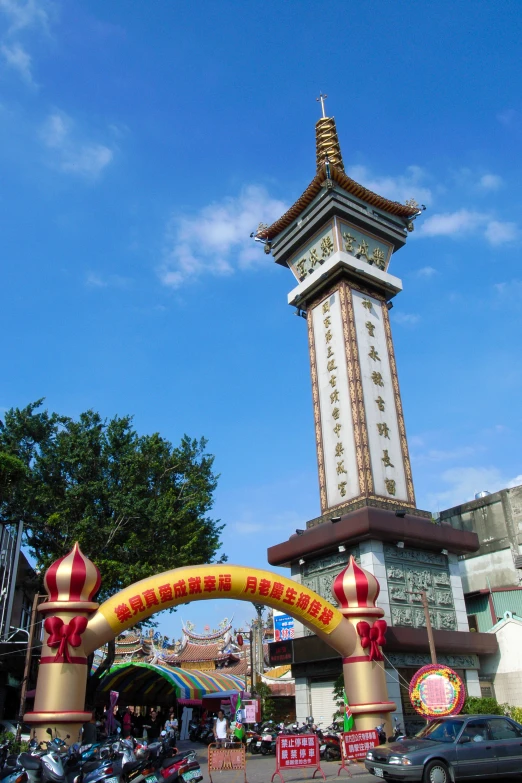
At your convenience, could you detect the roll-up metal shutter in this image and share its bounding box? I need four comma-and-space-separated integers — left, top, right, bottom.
310, 679, 336, 727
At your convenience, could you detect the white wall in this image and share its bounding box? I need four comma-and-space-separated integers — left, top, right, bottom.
459, 548, 518, 594
481, 617, 522, 706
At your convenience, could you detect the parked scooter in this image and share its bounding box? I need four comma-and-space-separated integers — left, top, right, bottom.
375, 724, 386, 745
387, 718, 406, 743
316, 725, 341, 761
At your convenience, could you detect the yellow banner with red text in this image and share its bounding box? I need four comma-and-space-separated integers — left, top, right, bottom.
98, 565, 343, 636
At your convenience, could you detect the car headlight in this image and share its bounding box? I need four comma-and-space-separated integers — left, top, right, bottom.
366, 751, 374, 760
389, 756, 412, 765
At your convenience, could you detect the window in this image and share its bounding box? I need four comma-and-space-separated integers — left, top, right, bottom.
488, 719, 522, 741
467, 614, 478, 632
461, 720, 490, 743
416, 719, 464, 743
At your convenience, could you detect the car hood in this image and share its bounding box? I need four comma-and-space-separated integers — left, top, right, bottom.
374, 739, 446, 757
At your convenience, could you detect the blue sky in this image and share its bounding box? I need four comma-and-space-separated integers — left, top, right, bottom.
1, 0, 521, 638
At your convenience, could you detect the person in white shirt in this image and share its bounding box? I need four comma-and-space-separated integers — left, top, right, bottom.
213, 709, 229, 747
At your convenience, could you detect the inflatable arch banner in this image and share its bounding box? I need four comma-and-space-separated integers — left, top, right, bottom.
26, 543, 395, 743
86, 564, 344, 653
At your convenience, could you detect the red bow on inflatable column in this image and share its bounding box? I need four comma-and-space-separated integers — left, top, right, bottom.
43, 616, 88, 663
356, 619, 387, 661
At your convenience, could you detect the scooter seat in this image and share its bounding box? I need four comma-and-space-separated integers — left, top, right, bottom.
19, 753, 42, 771
82, 760, 102, 773
123, 761, 140, 774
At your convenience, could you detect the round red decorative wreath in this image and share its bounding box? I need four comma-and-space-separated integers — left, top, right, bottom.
409, 664, 465, 717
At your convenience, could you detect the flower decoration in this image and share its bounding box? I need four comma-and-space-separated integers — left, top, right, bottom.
408, 664, 465, 718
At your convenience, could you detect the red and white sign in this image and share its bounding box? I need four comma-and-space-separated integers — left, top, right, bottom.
243, 698, 260, 723
342, 729, 379, 759
272, 735, 325, 782
277, 735, 318, 768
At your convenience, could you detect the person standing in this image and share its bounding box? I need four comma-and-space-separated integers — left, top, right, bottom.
147, 709, 162, 741
165, 707, 178, 740
122, 707, 132, 738
213, 709, 229, 748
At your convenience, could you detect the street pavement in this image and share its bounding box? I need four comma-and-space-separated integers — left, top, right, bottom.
177, 741, 377, 783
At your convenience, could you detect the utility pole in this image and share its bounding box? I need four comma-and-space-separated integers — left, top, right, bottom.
406, 590, 437, 665
420, 590, 437, 665
17, 593, 43, 741
249, 625, 255, 693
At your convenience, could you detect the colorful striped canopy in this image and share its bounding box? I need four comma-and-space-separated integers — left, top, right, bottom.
98, 662, 246, 704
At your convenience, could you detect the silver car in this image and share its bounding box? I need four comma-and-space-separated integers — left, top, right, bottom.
365, 714, 522, 783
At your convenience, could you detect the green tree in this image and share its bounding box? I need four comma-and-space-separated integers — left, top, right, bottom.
254, 681, 276, 722
0, 400, 224, 700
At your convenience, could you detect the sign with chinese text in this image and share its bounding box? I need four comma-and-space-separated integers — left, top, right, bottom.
342, 729, 379, 759
409, 664, 465, 717
268, 641, 293, 666
311, 289, 360, 510
244, 701, 258, 723
273, 734, 325, 782
338, 220, 392, 272
208, 743, 246, 783
99, 565, 343, 638
274, 612, 294, 641
288, 225, 336, 282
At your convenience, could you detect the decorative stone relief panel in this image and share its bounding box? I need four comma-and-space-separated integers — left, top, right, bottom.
300, 548, 360, 635
384, 545, 456, 631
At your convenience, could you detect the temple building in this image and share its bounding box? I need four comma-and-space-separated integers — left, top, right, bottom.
94, 618, 294, 710
258, 99, 497, 733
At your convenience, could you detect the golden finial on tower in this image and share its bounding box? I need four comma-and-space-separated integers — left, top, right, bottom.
315, 94, 344, 174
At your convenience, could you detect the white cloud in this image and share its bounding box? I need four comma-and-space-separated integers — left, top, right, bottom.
416, 446, 480, 464
478, 173, 503, 191
418, 209, 518, 246
427, 466, 522, 510
497, 109, 518, 128
348, 164, 433, 206
85, 272, 132, 289
233, 508, 303, 536
40, 111, 113, 179
41, 112, 69, 147
427, 466, 505, 510
493, 279, 522, 298
419, 209, 487, 237
415, 266, 437, 278
159, 185, 287, 288
484, 220, 518, 245
0, 0, 49, 34
0, 42, 34, 84
391, 312, 420, 326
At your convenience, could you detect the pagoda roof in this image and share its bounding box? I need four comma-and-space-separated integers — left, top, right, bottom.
257, 163, 418, 243
182, 623, 232, 642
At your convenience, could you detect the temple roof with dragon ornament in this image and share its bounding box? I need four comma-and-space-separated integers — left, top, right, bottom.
93, 617, 278, 682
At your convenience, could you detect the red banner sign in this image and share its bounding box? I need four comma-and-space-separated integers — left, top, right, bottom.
272, 735, 325, 782
342, 729, 379, 759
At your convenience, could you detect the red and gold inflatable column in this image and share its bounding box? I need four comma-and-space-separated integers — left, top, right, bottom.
25, 543, 101, 742
333, 556, 395, 734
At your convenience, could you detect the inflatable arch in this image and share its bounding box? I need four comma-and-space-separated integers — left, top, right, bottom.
26, 544, 394, 742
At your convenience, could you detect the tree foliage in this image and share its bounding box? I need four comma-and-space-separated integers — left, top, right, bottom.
0, 400, 225, 601
461, 696, 508, 715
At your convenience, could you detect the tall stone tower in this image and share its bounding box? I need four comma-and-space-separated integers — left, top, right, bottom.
261, 102, 496, 732
257, 107, 423, 519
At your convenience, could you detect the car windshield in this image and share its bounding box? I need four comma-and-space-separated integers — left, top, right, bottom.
415, 719, 464, 743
